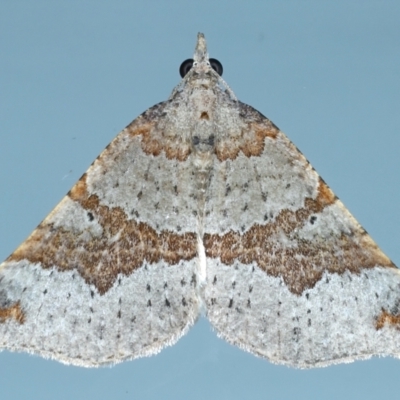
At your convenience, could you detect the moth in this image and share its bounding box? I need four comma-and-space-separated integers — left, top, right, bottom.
1, 33, 399, 368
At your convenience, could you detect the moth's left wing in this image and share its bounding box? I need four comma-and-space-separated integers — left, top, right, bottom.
0, 103, 201, 366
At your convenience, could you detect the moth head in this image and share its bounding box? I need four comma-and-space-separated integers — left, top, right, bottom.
179, 33, 223, 78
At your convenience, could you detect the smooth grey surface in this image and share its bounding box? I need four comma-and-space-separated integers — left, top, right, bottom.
1, 1, 399, 399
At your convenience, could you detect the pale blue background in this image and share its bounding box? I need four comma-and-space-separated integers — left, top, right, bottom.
1, 1, 400, 399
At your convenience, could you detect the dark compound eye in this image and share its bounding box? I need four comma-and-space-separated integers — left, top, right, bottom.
179, 58, 224, 78
209, 58, 223, 76
179, 59, 194, 77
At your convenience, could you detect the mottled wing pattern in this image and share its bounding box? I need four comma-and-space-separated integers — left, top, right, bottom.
204, 101, 400, 368
0, 103, 201, 366
1, 32, 400, 369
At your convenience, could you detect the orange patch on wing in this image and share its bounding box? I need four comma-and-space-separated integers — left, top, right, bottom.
376, 309, 400, 330
9, 180, 197, 295
317, 178, 336, 207
0, 301, 25, 324
68, 174, 88, 201
205, 191, 394, 295
127, 118, 192, 161
215, 121, 279, 161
